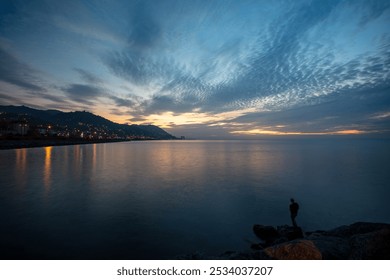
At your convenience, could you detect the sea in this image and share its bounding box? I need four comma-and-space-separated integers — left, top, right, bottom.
0, 139, 389, 259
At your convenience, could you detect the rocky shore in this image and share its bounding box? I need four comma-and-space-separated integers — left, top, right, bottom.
181, 222, 390, 260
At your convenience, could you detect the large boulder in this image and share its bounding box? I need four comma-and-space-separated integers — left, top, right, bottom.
253, 225, 279, 241
277, 225, 304, 241
308, 236, 350, 259
253, 224, 304, 244
349, 228, 390, 259
264, 240, 322, 260
327, 222, 390, 237
191, 221, 390, 260
251, 222, 390, 259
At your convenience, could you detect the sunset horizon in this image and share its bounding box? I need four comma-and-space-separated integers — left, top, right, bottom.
1, 0, 389, 139
1, 1, 390, 271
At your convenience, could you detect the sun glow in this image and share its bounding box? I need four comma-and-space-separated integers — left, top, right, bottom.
98, 106, 373, 137
125, 108, 258, 128
230, 128, 367, 136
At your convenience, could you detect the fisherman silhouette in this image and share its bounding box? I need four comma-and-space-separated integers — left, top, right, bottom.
289, 198, 299, 227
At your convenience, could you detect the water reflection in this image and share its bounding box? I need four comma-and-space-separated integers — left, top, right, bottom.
60, 146, 69, 178
92, 144, 97, 171
74, 145, 80, 176
1, 140, 389, 259
15, 148, 27, 189
43, 146, 53, 192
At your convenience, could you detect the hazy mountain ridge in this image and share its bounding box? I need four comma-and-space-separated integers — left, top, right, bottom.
0, 105, 176, 140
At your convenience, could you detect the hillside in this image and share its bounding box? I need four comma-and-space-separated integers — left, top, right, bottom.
0, 105, 176, 140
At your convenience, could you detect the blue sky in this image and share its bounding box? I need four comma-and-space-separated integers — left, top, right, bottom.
0, 0, 389, 138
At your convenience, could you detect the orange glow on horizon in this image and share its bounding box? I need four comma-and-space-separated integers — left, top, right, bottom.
99, 108, 258, 128
95, 108, 373, 137
333, 130, 365, 135
230, 129, 367, 136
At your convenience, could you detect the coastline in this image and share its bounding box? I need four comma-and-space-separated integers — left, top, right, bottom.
0, 138, 131, 150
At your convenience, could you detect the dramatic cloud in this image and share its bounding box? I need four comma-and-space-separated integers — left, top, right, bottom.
127, 1, 162, 50
108, 95, 135, 107
230, 85, 390, 134
0, 0, 389, 137
62, 84, 103, 105
74, 68, 103, 84
0, 46, 44, 92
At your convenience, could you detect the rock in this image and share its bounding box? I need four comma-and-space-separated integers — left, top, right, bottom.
252, 225, 304, 248
264, 240, 322, 260
277, 225, 304, 241
306, 230, 326, 237
253, 225, 279, 241
327, 222, 390, 237
252, 222, 390, 260
309, 236, 350, 259
180, 221, 390, 260
349, 228, 390, 259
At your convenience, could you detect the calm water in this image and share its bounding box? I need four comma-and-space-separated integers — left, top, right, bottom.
1, 139, 389, 259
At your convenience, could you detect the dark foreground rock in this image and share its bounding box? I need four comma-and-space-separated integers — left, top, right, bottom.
250, 222, 390, 260
264, 240, 322, 260
178, 222, 390, 260
253, 225, 304, 246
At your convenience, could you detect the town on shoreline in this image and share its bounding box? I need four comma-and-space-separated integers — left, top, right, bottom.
0, 105, 179, 150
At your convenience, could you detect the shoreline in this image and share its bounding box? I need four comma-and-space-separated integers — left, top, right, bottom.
0, 138, 131, 150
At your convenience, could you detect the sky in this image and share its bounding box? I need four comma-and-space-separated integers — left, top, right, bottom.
0, 0, 389, 139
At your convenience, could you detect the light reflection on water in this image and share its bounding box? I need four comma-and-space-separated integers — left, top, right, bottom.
43, 146, 52, 192
0, 139, 389, 259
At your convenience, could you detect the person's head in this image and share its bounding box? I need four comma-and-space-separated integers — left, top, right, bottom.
290, 198, 295, 203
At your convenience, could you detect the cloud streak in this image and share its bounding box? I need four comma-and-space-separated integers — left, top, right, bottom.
0, 0, 389, 137
0, 46, 44, 92
102, 1, 390, 118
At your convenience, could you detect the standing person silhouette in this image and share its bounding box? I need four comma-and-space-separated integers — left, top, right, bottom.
289, 198, 299, 227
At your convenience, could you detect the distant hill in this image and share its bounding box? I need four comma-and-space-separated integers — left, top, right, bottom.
0, 105, 176, 140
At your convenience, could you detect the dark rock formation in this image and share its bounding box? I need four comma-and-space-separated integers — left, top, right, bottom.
178, 222, 390, 260
253, 225, 280, 242
308, 236, 350, 259
253, 224, 304, 246
277, 225, 304, 241
348, 228, 390, 259
326, 222, 390, 237
248, 222, 390, 260
264, 240, 322, 260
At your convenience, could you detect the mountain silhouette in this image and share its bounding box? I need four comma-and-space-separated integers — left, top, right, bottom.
0, 105, 176, 140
